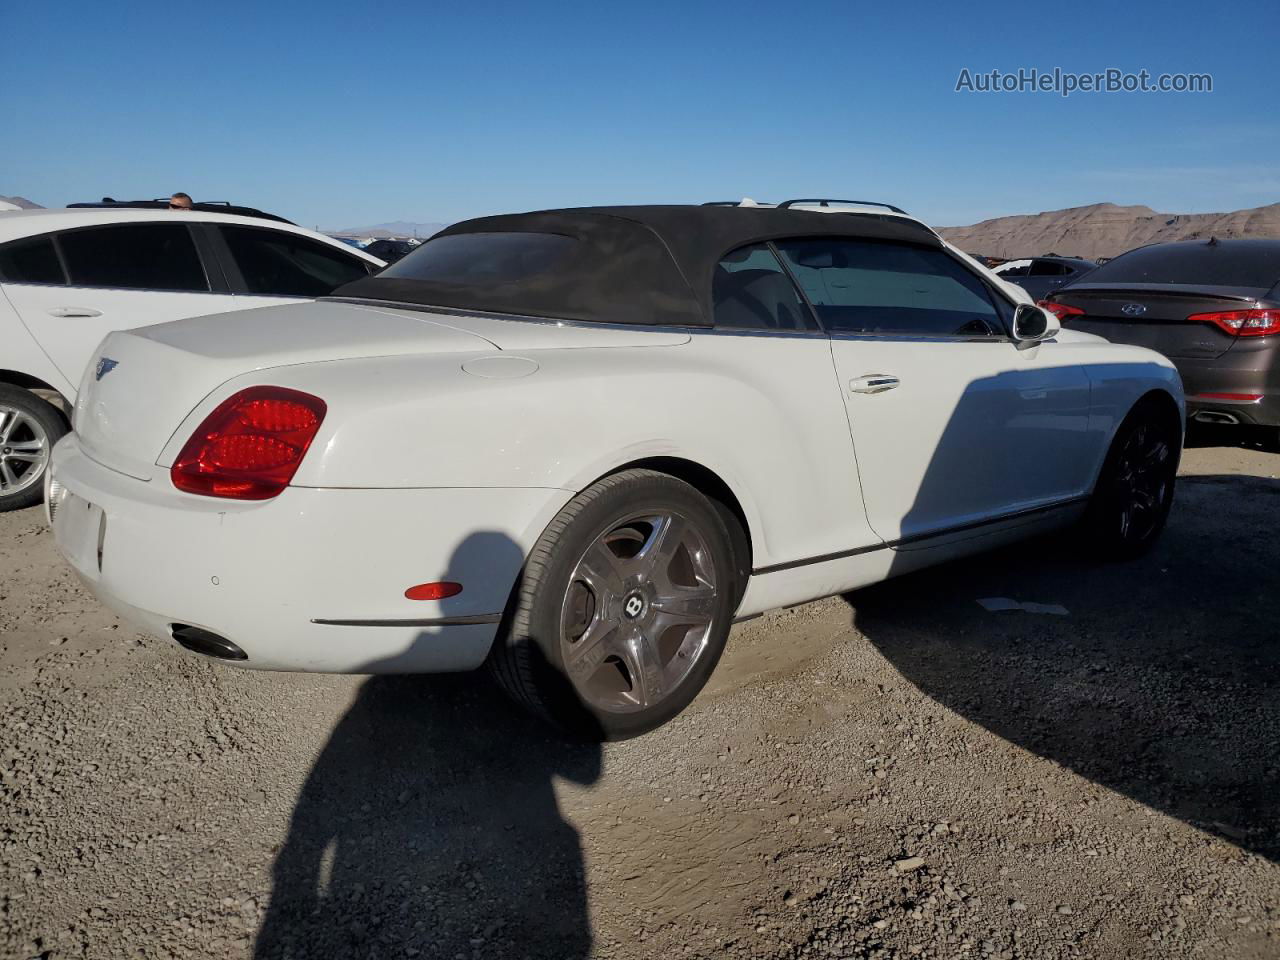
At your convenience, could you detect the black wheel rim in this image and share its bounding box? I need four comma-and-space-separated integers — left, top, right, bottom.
1112, 421, 1173, 543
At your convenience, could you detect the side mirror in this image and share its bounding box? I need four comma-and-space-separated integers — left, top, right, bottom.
1012, 303, 1060, 343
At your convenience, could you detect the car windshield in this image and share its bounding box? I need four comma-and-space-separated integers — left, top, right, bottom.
1083, 241, 1280, 288
380, 232, 577, 285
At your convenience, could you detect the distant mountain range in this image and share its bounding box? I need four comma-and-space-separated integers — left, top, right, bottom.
939, 202, 1280, 260
329, 220, 448, 239
0, 196, 43, 210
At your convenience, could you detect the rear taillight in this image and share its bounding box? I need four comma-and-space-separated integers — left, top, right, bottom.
1038, 299, 1084, 321
1188, 309, 1280, 338
171, 386, 327, 500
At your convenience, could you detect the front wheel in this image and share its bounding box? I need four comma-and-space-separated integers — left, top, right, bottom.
0, 386, 67, 513
1080, 396, 1181, 560
489, 469, 739, 740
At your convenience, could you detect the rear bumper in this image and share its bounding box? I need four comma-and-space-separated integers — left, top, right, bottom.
1174, 347, 1280, 427
48, 436, 569, 673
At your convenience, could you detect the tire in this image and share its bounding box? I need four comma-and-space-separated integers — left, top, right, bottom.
0, 385, 67, 513
489, 469, 740, 741
1080, 396, 1181, 560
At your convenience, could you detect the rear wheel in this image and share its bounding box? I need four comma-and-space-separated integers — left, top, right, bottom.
0, 386, 66, 512
1080, 396, 1180, 560
489, 469, 739, 740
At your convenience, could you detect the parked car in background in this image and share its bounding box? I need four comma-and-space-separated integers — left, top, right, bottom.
993, 255, 1096, 301
1041, 237, 1280, 437
48, 205, 1182, 739
363, 238, 418, 264
0, 204, 383, 510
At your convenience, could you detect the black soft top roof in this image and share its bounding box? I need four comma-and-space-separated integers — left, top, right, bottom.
333, 205, 941, 327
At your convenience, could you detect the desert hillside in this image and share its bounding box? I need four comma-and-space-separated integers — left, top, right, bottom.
939, 201, 1280, 260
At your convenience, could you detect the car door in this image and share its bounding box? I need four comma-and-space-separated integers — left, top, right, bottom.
773, 237, 1094, 543
0, 222, 241, 394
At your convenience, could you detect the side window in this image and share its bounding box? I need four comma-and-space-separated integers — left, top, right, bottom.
0, 236, 65, 285
712, 243, 815, 331
996, 261, 1030, 277
774, 239, 1005, 337
1030, 260, 1069, 276
220, 226, 372, 297
58, 223, 209, 292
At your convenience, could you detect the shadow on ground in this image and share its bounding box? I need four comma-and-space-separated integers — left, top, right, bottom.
845, 473, 1280, 861
1185, 421, 1280, 454
254, 674, 600, 959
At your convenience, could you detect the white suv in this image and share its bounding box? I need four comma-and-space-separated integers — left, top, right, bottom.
0, 205, 384, 510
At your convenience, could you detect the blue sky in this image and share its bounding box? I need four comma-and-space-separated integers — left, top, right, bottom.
4, 0, 1276, 229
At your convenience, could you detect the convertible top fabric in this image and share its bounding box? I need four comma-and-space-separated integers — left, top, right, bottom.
332, 205, 942, 327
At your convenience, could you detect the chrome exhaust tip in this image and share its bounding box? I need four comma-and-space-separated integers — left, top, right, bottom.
1193, 410, 1240, 425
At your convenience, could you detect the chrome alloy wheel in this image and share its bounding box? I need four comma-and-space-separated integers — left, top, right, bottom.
559, 511, 719, 713
0, 404, 50, 498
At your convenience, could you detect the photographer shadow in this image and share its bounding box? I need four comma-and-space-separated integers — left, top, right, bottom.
255, 533, 601, 958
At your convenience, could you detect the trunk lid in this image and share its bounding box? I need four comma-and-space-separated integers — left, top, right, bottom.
73, 300, 497, 480
1051, 284, 1268, 360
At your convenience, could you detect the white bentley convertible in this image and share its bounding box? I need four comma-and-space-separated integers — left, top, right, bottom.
48, 205, 1183, 739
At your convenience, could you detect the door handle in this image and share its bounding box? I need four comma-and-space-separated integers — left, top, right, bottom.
48, 307, 103, 318
849, 374, 900, 394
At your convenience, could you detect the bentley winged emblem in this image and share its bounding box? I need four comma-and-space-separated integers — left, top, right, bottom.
95, 357, 119, 381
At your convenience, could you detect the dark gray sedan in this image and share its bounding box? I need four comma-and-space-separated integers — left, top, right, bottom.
1042, 237, 1280, 435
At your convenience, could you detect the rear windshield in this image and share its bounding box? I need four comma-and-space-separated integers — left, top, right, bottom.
380, 232, 577, 285
1084, 242, 1280, 289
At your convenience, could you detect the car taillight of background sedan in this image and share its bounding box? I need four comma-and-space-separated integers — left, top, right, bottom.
170, 386, 326, 500
1037, 299, 1085, 321
1187, 309, 1280, 338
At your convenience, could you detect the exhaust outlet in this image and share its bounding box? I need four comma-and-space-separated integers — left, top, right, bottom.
170, 625, 248, 661
1193, 410, 1240, 425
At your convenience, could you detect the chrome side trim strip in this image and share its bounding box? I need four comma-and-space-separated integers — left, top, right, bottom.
311, 614, 503, 627
751, 495, 1087, 576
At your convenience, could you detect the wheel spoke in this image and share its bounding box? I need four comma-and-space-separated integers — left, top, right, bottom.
650, 589, 717, 626
563, 614, 622, 682
635, 514, 686, 579
6, 439, 46, 463
620, 627, 665, 708
576, 541, 626, 596
0, 460, 18, 490
0, 411, 16, 444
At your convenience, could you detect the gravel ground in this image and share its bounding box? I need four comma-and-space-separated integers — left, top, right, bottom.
2, 425, 1278, 960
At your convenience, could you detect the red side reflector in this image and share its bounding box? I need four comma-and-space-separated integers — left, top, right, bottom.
171, 386, 327, 500
1191, 392, 1263, 402
404, 581, 464, 601
1038, 299, 1084, 320
1187, 309, 1280, 338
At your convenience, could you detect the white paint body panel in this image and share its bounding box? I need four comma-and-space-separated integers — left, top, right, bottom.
49, 290, 1182, 674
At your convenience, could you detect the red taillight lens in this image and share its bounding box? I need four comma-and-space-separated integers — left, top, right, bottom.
170, 386, 327, 500
1038, 299, 1084, 321
1188, 309, 1280, 338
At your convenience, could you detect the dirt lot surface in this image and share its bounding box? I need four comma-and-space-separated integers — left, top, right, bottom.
2, 427, 1278, 960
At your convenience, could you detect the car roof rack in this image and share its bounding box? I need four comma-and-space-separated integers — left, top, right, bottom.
66, 198, 294, 225
777, 198, 909, 215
